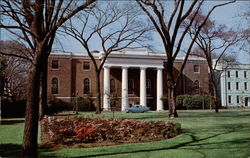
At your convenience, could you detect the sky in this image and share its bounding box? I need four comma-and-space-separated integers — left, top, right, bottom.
1, 1, 249, 64
53, 1, 250, 64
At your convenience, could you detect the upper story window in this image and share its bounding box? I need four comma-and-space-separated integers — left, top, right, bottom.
244, 71, 247, 78
193, 65, 200, 73
128, 79, 134, 94
245, 82, 248, 90
51, 78, 58, 94
228, 82, 231, 90
52, 60, 59, 69
236, 71, 239, 78
146, 79, 151, 96
227, 71, 230, 78
83, 62, 90, 70
110, 79, 115, 93
236, 82, 239, 90
83, 78, 90, 94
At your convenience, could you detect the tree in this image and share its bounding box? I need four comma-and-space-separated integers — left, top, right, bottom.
136, 0, 235, 118
63, 2, 151, 114
0, 0, 96, 157
187, 12, 243, 112
0, 40, 31, 101
238, 1, 250, 56
0, 56, 7, 102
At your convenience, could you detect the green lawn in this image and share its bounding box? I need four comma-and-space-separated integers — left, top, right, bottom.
1, 109, 250, 158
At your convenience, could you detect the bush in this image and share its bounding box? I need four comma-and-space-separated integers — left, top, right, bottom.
1, 99, 26, 118
47, 94, 73, 115
176, 95, 216, 110
76, 97, 95, 112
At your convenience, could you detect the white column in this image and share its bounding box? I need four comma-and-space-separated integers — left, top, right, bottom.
122, 67, 128, 111
103, 66, 110, 111
157, 68, 164, 111
140, 67, 147, 106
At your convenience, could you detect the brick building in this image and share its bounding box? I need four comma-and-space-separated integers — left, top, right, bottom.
48, 49, 210, 111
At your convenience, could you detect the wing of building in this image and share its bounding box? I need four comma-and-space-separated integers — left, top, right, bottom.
216, 63, 250, 107
48, 48, 210, 111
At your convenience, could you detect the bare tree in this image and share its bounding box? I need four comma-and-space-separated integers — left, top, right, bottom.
238, 1, 250, 56
0, 0, 96, 157
136, 0, 235, 118
63, 2, 151, 114
187, 12, 244, 112
0, 40, 31, 101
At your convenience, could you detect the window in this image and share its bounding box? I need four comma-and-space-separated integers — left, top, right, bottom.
228, 82, 231, 90
228, 95, 231, 104
110, 79, 115, 93
194, 80, 200, 90
237, 96, 240, 104
245, 82, 248, 90
227, 71, 230, 78
236, 71, 238, 78
194, 80, 200, 94
83, 62, 90, 70
193, 65, 200, 73
244, 71, 247, 78
128, 79, 134, 94
52, 60, 59, 69
236, 82, 239, 90
83, 78, 90, 94
51, 78, 58, 94
146, 79, 151, 95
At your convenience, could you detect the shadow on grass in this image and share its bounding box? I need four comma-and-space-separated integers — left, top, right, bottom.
0, 119, 24, 125
177, 110, 249, 118
0, 144, 22, 157
40, 120, 250, 158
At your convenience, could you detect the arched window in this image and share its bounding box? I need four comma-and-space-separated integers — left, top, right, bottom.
146, 79, 151, 95
51, 78, 58, 94
83, 78, 90, 94
193, 80, 200, 94
128, 79, 134, 94
110, 79, 115, 93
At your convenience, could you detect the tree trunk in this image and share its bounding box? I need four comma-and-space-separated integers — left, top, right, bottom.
212, 80, 219, 113
22, 57, 42, 158
166, 60, 178, 118
168, 87, 178, 118
95, 70, 101, 114
39, 58, 48, 119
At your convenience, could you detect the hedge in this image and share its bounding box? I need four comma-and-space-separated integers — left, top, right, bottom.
176, 95, 216, 110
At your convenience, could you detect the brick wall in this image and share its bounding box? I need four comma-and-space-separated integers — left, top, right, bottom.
48, 56, 210, 110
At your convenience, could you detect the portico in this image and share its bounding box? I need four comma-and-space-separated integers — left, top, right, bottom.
102, 49, 165, 111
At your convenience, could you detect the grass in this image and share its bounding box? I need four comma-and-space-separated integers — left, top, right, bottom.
1, 109, 250, 158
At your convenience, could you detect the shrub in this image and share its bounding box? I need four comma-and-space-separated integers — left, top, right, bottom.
47, 94, 73, 115
1, 99, 26, 118
76, 97, 95, 112
176, 95, 216, 110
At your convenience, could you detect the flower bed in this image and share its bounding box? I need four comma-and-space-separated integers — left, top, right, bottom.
41, 116, 181, 148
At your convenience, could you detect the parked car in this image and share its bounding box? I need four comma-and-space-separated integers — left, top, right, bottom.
125, 105, 150, 113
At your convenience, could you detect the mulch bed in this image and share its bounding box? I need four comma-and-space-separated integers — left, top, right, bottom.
41, 116, 181, 149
